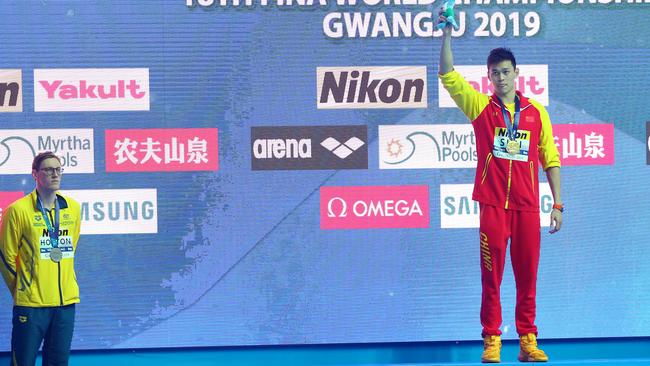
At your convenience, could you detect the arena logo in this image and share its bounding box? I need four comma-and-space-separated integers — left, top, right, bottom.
60, 189, 157, 234
553, 124, 614, 166
320, 185, 429, 229
317, 66, 427, 109
379, 124, 477, 169
0, 129, 94, 174
321, 136, 365, 159
253, 138, 312, 159
439, 184, 553, 228
0, 191, 24, 225
105, 128, 218, 172
34, 68, 149, 111
438, 65, 549, 108
0, 69, 22, 112
251, 125, 367, 170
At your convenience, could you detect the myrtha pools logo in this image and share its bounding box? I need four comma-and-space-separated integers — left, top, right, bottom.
379, 125, 477, 169
0, 129, 94, 174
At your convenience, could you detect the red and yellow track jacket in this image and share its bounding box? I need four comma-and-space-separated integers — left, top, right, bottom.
440, 70, 560, 212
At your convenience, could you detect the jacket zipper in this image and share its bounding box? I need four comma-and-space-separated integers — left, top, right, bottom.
49, 210, 64, 306
58, 263, 63, 306
529, 161, 536, 194
500, 100, 522, 210
505, 160, 513, 209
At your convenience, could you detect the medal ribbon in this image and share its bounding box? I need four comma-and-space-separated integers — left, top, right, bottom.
496, 95, 520, 141
37, 194, 60, 248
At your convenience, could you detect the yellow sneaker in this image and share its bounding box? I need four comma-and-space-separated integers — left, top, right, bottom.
518, 333, 549, 362
481, 335, 501, 363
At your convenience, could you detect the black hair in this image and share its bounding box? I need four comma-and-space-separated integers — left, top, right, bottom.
487, 48, 517, 69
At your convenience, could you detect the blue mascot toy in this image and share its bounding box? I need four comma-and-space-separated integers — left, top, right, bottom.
437, 0, 459, 31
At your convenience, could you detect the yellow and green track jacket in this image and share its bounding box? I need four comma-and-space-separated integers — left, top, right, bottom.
1, 190, 81, 307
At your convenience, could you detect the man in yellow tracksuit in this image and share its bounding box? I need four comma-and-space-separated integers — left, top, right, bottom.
438, 11, 563, 364
0, 152, 81, 366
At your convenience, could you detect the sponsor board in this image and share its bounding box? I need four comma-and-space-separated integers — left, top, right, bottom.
439, 65, 548, 108
105, 128, 218, 172
61, 189, 157, 234
317, 66, 427, 109
0, 129, 94, 174
553, 124, 614, 166
440, 184, 554, 228
34, 68, 149, 111
0, 191, 24, 225
380, 123, 613, 169
252, 125, 367, 170
0, 69, 22, 112
379, 124, 476, 169
320, 185, 429, 229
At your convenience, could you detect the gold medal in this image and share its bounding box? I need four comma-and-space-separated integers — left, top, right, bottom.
506, 140, 520, 155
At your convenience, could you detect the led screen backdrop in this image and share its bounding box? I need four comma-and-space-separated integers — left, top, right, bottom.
0, 0, 649, 351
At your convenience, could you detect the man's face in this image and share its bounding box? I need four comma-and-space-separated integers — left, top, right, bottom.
488, 60, 519, 98
32, 157, 63, 192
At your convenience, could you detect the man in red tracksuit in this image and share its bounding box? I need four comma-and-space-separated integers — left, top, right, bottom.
438, 13, 563, 364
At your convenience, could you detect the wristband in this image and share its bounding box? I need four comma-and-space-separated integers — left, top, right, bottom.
552, 203, 564, 212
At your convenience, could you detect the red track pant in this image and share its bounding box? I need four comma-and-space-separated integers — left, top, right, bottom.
479, 203, 540, 337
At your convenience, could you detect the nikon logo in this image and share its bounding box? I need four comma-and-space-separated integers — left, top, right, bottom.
0, 70, 22, 112
42, 229, 69, 237
317, 66, 427, 109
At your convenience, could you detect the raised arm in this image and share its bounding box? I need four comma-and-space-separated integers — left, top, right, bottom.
439, 15, 454, 75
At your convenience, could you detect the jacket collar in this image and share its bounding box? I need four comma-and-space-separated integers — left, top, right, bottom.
490, 91, 531, 110
30, 189, 69, 210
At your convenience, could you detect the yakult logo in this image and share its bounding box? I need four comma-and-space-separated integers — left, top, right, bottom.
439, 65, 548, 107
553, 124, 614, 166
320, 185, 429, 229
317, 66, 427, 109
105, 128, 218, 172
379, 124, 477, 169
34, 68, 149, 111
0, 69, 22, 112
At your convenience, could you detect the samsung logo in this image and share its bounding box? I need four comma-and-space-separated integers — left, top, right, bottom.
60, 189, 157, 234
